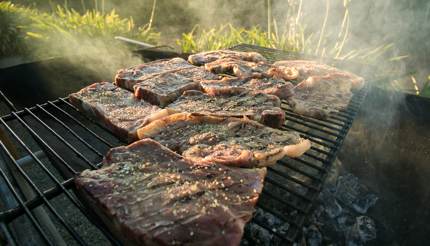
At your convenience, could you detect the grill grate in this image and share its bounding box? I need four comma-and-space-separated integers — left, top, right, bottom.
0, 45, 367, 245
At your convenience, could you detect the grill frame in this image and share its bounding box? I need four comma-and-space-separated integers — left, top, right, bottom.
0, 45, 367, 245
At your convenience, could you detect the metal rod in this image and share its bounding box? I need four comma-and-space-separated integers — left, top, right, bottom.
36, 105, 104, 157
278, 159, 322, 181
21, 110, 97, 169
0, 91, 17, 112
50, 100, 113, 148
268, 166, 318, 191
0, 142, 86, 245
0, 222, 16, 246
0, 152, 53, 245
16, 151, 45, 167
282, 125, 338, 145
3, 116, 77, 175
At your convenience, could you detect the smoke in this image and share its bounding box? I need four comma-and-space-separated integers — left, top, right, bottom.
36, 35, 144, 81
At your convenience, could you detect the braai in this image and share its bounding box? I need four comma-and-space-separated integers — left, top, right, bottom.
274, 60, 365, 119
204, 58, 271, 78
188, 49, 267, 66
133, 66, 219, 106
273, 60, 365, 89
69, 82, 171, 143
114, 57, 195, 91
168, 90, 285, 128
201, 76, 295, 100
137, 113, 311, 167
75, 139, 266, 246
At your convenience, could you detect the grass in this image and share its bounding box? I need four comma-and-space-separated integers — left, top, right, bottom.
177, 0, 396, 64
2, 0, 425, 97
0, 1, 159, 58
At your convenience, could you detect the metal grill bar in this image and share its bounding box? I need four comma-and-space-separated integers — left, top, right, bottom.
0, 143, 87, 245
0, 44, 367, 245
0, 90, 17, 112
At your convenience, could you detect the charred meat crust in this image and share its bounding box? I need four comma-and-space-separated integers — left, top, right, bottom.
188, 50, 267, 66
133, 81, 202, 107
114, 58, 195, 91
68, 82, 172, 143
137, 113, 311, 167
200, 77, 295, 100
69, 83, 134, 142
75, 139, 267, 246
168, 90, 285, 128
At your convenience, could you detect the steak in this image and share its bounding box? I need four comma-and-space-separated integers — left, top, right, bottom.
188, 50, 266, 66
138, 113, 311, 167
273, 60, 365, 119
69, 82, 172, 143
273, 60, 365, 89
115, 57, 195, 91
75, 138, 266, 246
168, 90, 285, 128
286, 75, 357, 119
204, 58, 270, 78
201, 77, 295, 100
133, 67, 219, 107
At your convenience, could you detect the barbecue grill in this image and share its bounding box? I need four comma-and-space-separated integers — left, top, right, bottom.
0, 45, 367, 245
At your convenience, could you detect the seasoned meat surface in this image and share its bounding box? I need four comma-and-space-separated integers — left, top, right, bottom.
115, 57, 195, 91
201, 77, 295, 100
273, 60, 364, 89
133, 67, 219, 107
138, 113, 311, 167
75, 139, 266, 246
188, 50, 266, 66
168, 90, 285, 128
69, 82, 171, 143
204, 58, 271, 78
273, 60, 365, 119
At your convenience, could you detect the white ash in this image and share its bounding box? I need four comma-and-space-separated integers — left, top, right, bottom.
242, 208, 291, 245
297, 158, 378, 245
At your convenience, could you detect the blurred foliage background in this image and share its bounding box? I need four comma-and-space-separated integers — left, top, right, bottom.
1, 0, 429, 96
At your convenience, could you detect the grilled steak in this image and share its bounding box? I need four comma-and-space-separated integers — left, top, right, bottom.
188, 50, 266, 66
115, 58, 195, 91
204, 58, 270, 78
138, 113, 311, 167
75, 138, 266, 246
133, 67, 219, 107
201, 77, 294, 100
273, 60, 365, 119
285, 75, 357, 119
168, 90, 285, 128
273, 60, 364, 89
69, 82, 172, 143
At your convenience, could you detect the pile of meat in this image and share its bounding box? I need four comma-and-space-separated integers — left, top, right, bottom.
70, 49, 364, 245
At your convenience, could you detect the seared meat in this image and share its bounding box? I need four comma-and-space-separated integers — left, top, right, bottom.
188, 50, 266, 66
273, 60, 365, 119
168, 90, 285, 128
75, 138, 266, 246
115, 58, 195, 91
69, 82, 171, 143
133, 67, 219, 107
138, 113, 311, 167
201, 77, 295, 100
286, 75, 357, 119
204, 58, 271, 78
273, 60, 364, 89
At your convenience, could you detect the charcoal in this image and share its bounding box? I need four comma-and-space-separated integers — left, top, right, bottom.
247, 223, 274, 246
252, 208, 290, 236
352, 193, 378, 214
345, 216, 376, 246
304, 225, 323, 246
335, 173, 378, 214
320, 190, 343, 219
